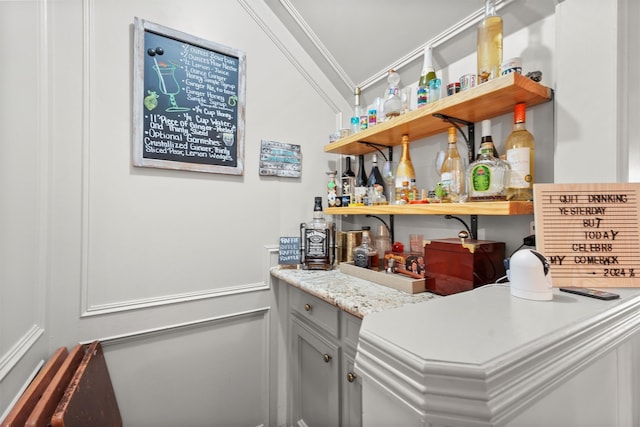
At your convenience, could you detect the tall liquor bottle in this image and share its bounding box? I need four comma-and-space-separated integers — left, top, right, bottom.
350, 87, 366, 134
395, 134, 416, 189
440, 127, 464, 202
417, 46, 436, 108
505, 103, 535, 201
300, 197, 335, 270
477, 0, 503, 83
477, 119, 499, 159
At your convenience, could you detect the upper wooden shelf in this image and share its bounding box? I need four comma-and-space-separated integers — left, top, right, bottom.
326, 201, 533, 216
324, 73, 553, 156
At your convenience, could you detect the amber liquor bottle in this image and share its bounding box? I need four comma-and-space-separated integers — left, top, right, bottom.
300, 197, 335, 270
353, 226, 379, 271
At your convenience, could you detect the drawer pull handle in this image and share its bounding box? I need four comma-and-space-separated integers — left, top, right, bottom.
304, 303, 312, 312
347, 372, 357, 383
323, 353, 332, 363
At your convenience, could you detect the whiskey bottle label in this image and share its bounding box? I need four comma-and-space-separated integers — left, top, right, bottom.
305, 229, 327, 258
354, 251, 368, 268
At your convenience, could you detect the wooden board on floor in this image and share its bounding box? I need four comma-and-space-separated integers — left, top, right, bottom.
25, 344, 84, 427
51, 341, 122, 427
0, 347, 68, 427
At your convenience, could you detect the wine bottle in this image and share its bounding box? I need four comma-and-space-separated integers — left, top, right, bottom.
440, 127, 464, 202
477, 0, 503, 83
395, 134, 416, 189
367, 153, 386, 204
417, 46, 436, 108
356, 155, 368, 187
505, 103, 535, 201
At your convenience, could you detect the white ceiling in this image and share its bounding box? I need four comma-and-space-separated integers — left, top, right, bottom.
265, 0, 557, 103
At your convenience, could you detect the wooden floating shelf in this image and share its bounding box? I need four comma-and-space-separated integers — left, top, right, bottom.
326, 201, 534, 216
324, 73, 553, 156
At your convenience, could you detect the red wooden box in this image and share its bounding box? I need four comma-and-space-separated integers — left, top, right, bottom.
424, 238, 505, 295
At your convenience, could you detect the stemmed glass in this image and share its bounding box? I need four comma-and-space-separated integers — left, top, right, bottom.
382, 160, 397, 204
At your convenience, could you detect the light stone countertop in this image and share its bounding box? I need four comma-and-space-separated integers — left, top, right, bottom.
270, 266, 438, 318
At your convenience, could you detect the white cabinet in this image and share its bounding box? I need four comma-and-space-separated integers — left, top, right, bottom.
288, 285, 362, 427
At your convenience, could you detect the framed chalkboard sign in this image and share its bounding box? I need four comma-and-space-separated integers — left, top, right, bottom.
133, 18, 246, 175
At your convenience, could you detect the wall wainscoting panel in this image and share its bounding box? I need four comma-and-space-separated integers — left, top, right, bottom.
0, 325, 45, 382
82, 281, 269, 317
99, 308, 272, 426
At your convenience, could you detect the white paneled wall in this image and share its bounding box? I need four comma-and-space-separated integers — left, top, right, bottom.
1, 0, 348, 424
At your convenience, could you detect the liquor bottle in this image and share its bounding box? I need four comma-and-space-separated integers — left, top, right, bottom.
341, 156, 356, 207
440, 127, 465, 202
354, 154, 368, 205
417, 46, 436, 108
383, 70, 402, 119
367, 153, 386, 203
300, 197, 335, 270
477, 119, 500, 159
399, 180, 410, 204
477, 0, 503, 83
466, 135, 510, 201
373, 224, 391, 270
350, 87, 367, 134
353, 226, 379, 271
505, 103, 535, 201
410, 179, 419, 202
395, 134, 416, 190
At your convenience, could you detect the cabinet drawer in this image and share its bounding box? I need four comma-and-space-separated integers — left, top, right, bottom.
290, 286, 339, 338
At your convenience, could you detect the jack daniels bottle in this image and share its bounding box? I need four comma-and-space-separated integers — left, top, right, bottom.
300, 197, 336, 270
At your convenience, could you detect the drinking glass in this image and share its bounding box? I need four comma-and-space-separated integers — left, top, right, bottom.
382, 160, 397, 204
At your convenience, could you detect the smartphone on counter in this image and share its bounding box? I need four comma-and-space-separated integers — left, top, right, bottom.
559, 287, 620, 300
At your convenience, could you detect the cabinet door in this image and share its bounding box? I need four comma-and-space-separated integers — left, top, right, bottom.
291, 318, 340, 427
342, 351, 362, 427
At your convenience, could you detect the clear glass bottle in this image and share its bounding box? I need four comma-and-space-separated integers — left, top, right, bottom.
353, 226, 379, 271
341, 156, 356, 207
440, 127, 465, 202
417, 46, 436, 108
466, 134, 510, 201
350, 87, 367, 134
505, 103, 535, 201
395, 134, 416, 190
428, 78, 442, 103
300, 197, 335, 270
374, 224, 391, 270
477, 0, 503, 83
367, 153, 386, 204
383, 70, 402, 119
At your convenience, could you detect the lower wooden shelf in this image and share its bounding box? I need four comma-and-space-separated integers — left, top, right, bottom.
326, 201, 533, 216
